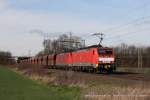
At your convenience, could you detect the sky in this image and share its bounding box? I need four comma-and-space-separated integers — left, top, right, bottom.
0, 0, 150, 56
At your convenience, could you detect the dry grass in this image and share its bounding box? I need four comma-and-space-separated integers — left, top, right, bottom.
53, 70, 89, 88
84, 83, 150, 100
9, 64, 150, 100
10, 64, 87, 88
84, 94, 150, 100
84, 80, 150, 100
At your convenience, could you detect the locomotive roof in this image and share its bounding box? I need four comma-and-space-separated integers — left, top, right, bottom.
56, 45, 113, 54
37, 45, 113, 56
78, 45, 111, 50
79, 45, 101, 49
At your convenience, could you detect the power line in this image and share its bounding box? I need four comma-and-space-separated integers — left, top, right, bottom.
103, 25, 150, 43
80, 16, 150, 44
104, 18, 150, 36
104, 31, 150, 45
103, 1, 150, 32
102, 15, 150, 33
106, 26, 150, 40
93, 2, 150, 43
103, 19, 150, 45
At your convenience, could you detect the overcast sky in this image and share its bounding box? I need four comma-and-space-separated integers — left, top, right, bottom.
0, 0, 150, 56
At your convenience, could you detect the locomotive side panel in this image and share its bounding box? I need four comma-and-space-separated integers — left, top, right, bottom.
72, 48, 98, 69
56, 53, 72, 68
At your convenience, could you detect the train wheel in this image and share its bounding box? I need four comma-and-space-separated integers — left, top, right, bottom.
96, 67, 100, 73
99, 68, 104, 74
90, 68, 94, 73
93, 68, 96, 73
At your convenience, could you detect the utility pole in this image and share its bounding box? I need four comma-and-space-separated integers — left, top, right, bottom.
138, 48, 143, 69
82, 40, 85, 47
69, 32, 72, 50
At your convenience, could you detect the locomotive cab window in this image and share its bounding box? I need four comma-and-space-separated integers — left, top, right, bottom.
99, 49, 113, 55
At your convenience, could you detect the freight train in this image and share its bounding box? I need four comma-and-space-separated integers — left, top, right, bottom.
20, 45, 116, 73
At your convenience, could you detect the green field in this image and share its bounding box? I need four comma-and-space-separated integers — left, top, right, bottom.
0, 66, 80, 100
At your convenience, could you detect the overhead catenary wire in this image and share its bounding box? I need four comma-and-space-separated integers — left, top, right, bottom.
29, 1, 150, 47
102, 16, 150, 43
102, 15, 150, 33
98, 1, 150, 43
80, 1, 150, 44
105, 26, 150, 39
104, 18, 150, 36
101, 0, 150, 33
104, 31, 150, 45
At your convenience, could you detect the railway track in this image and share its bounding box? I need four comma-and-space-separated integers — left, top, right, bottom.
55, 68, 150, 82
109, 72, 150, 82
48, 67, 150, 82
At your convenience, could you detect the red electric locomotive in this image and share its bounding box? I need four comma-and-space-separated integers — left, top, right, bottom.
55, 45, 116, 73
20, 45, 116, 73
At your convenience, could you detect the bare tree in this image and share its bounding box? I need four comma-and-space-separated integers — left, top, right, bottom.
38, 34, 85, 55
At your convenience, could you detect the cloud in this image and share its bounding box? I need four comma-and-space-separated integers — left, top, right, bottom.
0, 0, 109, 56
0, 0, 10, 11
0, 8, 108, 34
0, 0, 149, 56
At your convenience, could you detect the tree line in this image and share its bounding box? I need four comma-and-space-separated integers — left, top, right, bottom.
37, 34, 85, 56
0, 51, 14, 65
114, 43, 150, 68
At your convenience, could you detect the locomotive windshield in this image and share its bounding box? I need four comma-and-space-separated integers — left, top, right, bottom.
99, 49, 113, 55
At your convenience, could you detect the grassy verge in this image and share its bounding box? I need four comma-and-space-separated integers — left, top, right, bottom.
0, 66, 81, 100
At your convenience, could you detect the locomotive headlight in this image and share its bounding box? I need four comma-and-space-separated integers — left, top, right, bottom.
99, 58, 114, 63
